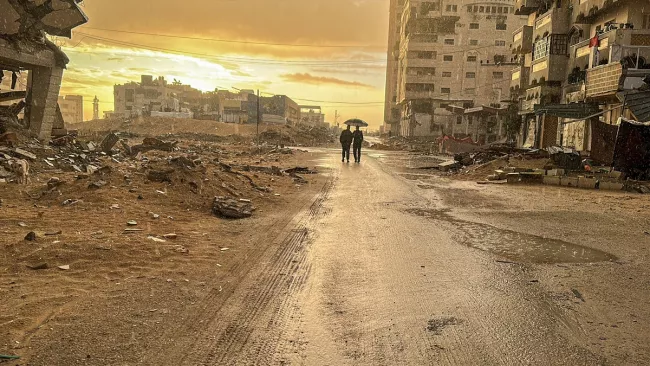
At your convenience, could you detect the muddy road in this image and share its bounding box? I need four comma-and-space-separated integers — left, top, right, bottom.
7, 149, 650, 365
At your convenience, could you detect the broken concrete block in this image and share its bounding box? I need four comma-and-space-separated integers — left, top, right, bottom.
546, 169, 565, 176
212, 196, 253, 219
147, 169, 174, 183
578, 177, 598, 189
506, 173, 521, 184
100, 133, 119, 153
600, 181, 624, 191
13, 148, 36, 160
543, 176, 561, 186
438, 160, 460, 172
561, 177, 579, 187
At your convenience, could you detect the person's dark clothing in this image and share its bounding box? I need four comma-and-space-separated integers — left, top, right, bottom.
353, 145, 362, 163
342, 145, 351, 162
352, 130, 364, 146
340, 129, 353, 146
352, 130, 364, 162
340, 129, 353, 162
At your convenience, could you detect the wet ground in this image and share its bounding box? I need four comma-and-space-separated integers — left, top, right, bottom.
7, 148, 650, 365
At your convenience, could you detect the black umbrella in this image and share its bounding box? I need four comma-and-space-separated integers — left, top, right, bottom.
344, 119, 369, 127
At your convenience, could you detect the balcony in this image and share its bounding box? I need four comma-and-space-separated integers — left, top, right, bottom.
510, 65, 530, 91
515, 0, 542, 15
404, 38, 438, 52
404, 90, 436, 100
511, 26, 533, 55
585, 63, 622, 98
581, 29, 650, 98
404, 58, 436, 67
533, 8, 571, 38
529, 54, 568, 84
521, 85, 561, 113
406, 74, 437, 83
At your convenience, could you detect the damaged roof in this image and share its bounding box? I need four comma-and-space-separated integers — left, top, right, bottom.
618, 90, 650, 123
0, 0, 88, 38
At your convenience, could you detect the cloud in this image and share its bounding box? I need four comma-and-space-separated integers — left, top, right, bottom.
280, 73, 375, 88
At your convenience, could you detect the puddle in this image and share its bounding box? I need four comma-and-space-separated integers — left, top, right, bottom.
407, 209, 617, 264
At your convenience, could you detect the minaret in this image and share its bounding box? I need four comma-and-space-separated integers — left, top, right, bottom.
93, 96, 99, 120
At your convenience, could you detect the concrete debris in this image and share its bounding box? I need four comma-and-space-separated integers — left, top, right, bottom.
88, 180, 107, 190
27, 263, 48, 270
212, 196, 253, 219
99, 133, 120, 153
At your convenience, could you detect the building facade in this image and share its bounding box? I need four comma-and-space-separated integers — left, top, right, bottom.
512, 0, 650, 156
299, 106, 326, 126
384, 0, 405, 135
387, 0, 527, 140
58, 95, 83, 123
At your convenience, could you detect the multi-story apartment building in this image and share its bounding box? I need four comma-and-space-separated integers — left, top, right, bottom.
114, 75, 178, 117
512, 0, 650, 155
387, 0, 527, 141
384, 0, 405, 135
58, 95, 83, 123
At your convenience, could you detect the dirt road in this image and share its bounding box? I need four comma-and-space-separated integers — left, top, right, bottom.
5, 149, 650, 365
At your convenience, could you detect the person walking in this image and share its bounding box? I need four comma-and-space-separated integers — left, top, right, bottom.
352, 126, 364, 163
340, 125, 353, 163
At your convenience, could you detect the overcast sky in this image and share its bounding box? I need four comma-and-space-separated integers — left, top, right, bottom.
61, 0, 390, 127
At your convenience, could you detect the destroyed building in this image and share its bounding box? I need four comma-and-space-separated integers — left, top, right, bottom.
0, 0, 88, 140
383, 0, 527, 139
511, 0, 650, 159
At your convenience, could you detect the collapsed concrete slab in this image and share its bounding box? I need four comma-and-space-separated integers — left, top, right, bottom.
0, 0, 88, 141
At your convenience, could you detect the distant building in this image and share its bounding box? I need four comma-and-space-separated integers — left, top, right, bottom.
93, 96, 99, 120
58, 95, 84, 123
299, 105, 326, 126
260, 95, 300, 125
113, 75, 202, 118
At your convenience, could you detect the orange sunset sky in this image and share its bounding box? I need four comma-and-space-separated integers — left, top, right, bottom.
58, 0, 390, 129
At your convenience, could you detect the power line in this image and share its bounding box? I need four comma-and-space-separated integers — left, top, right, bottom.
80, 26, 384, 49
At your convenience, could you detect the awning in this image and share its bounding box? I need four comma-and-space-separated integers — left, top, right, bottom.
617, 90, 650, 123
534, 103, 600, 118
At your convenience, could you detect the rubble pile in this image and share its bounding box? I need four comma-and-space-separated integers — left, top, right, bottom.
0, 131, 320, 213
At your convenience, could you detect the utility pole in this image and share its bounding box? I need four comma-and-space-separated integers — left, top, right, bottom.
256, 89, 260, 146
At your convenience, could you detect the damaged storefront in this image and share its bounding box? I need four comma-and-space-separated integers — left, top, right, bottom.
0, 0, 87, 140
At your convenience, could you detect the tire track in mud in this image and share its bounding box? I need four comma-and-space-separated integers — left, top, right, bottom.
175, 173, 335, 366
134, 172, 335, 366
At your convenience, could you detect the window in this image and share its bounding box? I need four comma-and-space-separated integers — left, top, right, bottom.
470, 23, 479, 29
442, 71, 452, 77
441, 87, 451, 93
493, 72, 504, 79
550, 34, 569, 55
466, 72, 476, 78
468, 116, 474, 125
495, 40, 506, 47
496, 23, 507, 30
492, 6, 497, 13
467, 55, 477, 62
479, 6, 484, 12
444, 39, 455, 45
473, 5, 478, 12
456, 116, 463, 124
409, 51, 436, 59
465, 88, 476, 95
406, 83, 435, 92
498, 6, 503, 13
469, 39, 479, 46
453, 5, 457, 11
443, 55, 453, 61
467, 6, 472, 12
446, 4, 452, 11
486, 6, 491, 13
